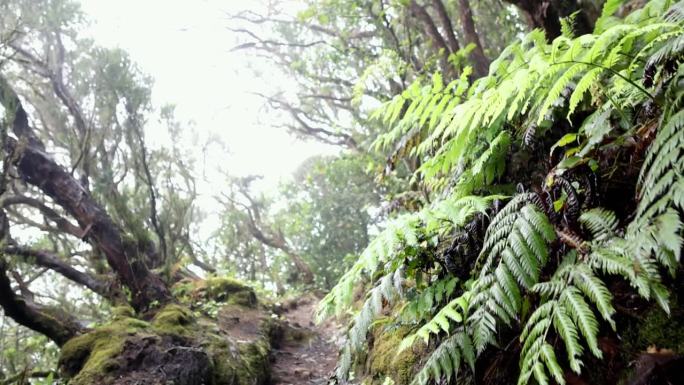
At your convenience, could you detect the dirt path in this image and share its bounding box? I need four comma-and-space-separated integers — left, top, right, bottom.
270, 294, 343, 385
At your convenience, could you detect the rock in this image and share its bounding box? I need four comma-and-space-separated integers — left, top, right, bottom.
293, 367, 312, 378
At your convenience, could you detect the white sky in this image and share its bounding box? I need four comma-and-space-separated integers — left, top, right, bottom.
74, 0, 341, 245
78, 0, 338, 187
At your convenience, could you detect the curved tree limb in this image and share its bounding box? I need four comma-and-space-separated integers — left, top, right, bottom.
0, 74, 171, 312
2, 195, 84, 238
0, 256, 82, 347
3, 245, 115, 300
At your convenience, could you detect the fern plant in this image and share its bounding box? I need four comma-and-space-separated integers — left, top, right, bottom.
518, 252, 615, 385
317, 195, 500, 380
321, 1, 684, 384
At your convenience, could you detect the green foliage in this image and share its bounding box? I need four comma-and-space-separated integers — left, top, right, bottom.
317, 195, 500, 319
318, 195, 498, 379
398, 290, 469, 351
469, 197, 556, 351
399, 276, 459, 324
323, 2, 684, 385
410, 330, 474, 385
519, 253, 614, 385
278, 155, 382, 288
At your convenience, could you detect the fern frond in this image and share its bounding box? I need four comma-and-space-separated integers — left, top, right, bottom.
595, 0, 627, 33
568, 68, 603, 117
561, 287, 601, 357
580, 208, 619, 240
571, 264, 616, 328
411, 330, 473, 385
401, 292, 469, 349
537, 63, 586, 124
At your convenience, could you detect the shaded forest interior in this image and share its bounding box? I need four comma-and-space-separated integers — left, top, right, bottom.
2, 1, 684, 385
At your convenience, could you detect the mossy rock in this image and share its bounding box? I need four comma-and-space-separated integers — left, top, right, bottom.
58, 317, 149, 384
202, 277, 257, 305
151, 303, 196, 336
171, 278, 196, 301
366, 325, 424, 385
59, 300, 278, 385
199, 313, 278, 385
234, 339, 271, 384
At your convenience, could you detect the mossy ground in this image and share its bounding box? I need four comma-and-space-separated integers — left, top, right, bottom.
58, 276, 275, 385
58, 317, 150, 384
366, 325, 424, 385
172, 276, 258, 308
623, 304, 684, 354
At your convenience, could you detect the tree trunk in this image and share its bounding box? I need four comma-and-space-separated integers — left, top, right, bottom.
431, 0, 460, 54
409, 0, 455, 78
0, 76, 171, 312
503, 0, 596, 40
458, 0, 490, 77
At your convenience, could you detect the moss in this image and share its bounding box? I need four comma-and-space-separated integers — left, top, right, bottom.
623, 305, 684, 354
58, 317, 149, 384
171, 278, 196, 302
234, 339, 271, 385
60, 279, 272, 384
205, 337, 237, 385
367, 325, 422, 385
199, 277, 257, 305
151, 304, 195, 336
226, 289, 258, 307
111, 305, 135, 319
202, 328, 272, 385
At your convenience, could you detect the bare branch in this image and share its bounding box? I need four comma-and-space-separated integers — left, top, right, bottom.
4, 245, 115, 299
2, 195, 84, 238
0, 258, 82, 346
253, 92, 358, 150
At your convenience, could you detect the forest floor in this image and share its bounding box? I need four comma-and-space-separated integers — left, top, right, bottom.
270, 294, 343, 385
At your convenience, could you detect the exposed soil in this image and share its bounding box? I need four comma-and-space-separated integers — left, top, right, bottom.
270, 294, 343, 385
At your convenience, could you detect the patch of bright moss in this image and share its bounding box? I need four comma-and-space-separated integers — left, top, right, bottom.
58, 317, 149, 384
60, 279, 273, 384
171, 278, 196, 301
234, 339, 271, 385
189, 276, 258, 308
111, 305, 135, 319
226, 289, 258, 307
200, 320, 276, 385
151, 304, 196, 336
367, 325, 422, 385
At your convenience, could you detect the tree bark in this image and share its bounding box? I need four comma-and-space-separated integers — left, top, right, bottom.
0, 76, 171, 312
458, 0, 490, 77
3, 246, 116, 300
431, 0, 460, 54
503, 0, 596, 40
0, 258, 82, 346
409, 0, 454, 78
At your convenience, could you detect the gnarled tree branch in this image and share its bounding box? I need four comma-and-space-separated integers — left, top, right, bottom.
0, 75, 170, 312
0, 256, 82, 346
3, 245, 115, 300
